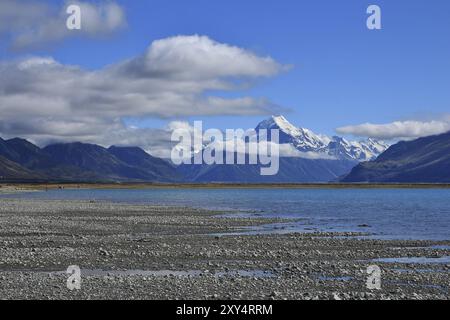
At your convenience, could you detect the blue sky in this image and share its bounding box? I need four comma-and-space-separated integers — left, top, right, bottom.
1, 0, 450, 147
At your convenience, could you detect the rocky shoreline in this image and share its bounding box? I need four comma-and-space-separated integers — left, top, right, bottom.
0, 199, 449, 300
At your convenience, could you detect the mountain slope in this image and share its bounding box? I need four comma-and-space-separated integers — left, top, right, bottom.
40, 142, 128, 180
0, 138, 20, 162
178, 154, 357, 183
108, 146, 180, 181
2, 138, 53, 168
342, 132, 450, 183
0, 137, 181, 182
0, 155, 44, 181
40, 143, 175, 182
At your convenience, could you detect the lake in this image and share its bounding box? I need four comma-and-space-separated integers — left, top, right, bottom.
2, 188, 450, 241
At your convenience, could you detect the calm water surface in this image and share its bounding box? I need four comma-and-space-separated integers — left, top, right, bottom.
2, 188, 450, 241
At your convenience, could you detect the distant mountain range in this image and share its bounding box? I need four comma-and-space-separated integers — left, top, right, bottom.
256, 116, 389, 161
177, 116, 389, 182
4, 115, 447, 184
0, 137, 180, 182
342, 131, 450, 183
178, 156, 357, 183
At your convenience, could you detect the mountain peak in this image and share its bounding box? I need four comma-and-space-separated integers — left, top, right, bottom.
256, 115, 330, 152
257, 115, 297, 131
257, 115, 309, 137
271, 114, 290, 125
255, 115, 389, 160
7, 137, 30, 143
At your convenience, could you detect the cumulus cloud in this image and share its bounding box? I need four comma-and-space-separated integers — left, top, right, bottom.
119, 35, 286, 80
0, 35, 288, 155
336, 117, 450, 140
0, 0, 126, 49
277, 145, 336, 159
0, 0, 49, 33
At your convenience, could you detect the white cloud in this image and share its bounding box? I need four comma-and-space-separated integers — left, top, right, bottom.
0, 35, 288, 153
277, 144, 336, 159
0, 0, 126, 49
336, 117, 450, 140
0, 0, 49, 33
127, 35, 286, 80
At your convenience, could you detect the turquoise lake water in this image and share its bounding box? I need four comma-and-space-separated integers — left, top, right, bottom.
2, 188, 450, 241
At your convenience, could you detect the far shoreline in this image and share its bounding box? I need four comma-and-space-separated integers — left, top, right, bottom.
2, 182, 450, 192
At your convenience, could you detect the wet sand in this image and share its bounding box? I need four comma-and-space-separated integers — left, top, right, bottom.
0, 199, 449, 300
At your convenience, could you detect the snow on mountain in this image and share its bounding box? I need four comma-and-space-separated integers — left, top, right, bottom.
325, 136, 386, 161
361, 138, 390, 156
256, 115, 389, 161
256, 115, 330, 152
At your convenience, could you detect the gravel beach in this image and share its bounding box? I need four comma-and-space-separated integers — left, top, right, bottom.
0, 198, 449, 300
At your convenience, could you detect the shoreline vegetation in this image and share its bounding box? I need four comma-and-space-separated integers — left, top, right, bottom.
1, 182, 450, 193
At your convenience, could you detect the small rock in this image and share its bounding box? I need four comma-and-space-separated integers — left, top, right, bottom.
269, 291, 280, 298
332, 293, 342, 300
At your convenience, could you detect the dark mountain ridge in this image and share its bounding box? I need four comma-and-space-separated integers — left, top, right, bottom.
3, 129, 448, 184
178, 153, 357, 183
0, 138, 179, 182
342, 131, 450, 183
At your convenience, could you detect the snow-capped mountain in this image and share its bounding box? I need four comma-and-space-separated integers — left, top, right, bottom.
256, 115, 389, 161
256, 115, 330, 151
325, 136, 389, 161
